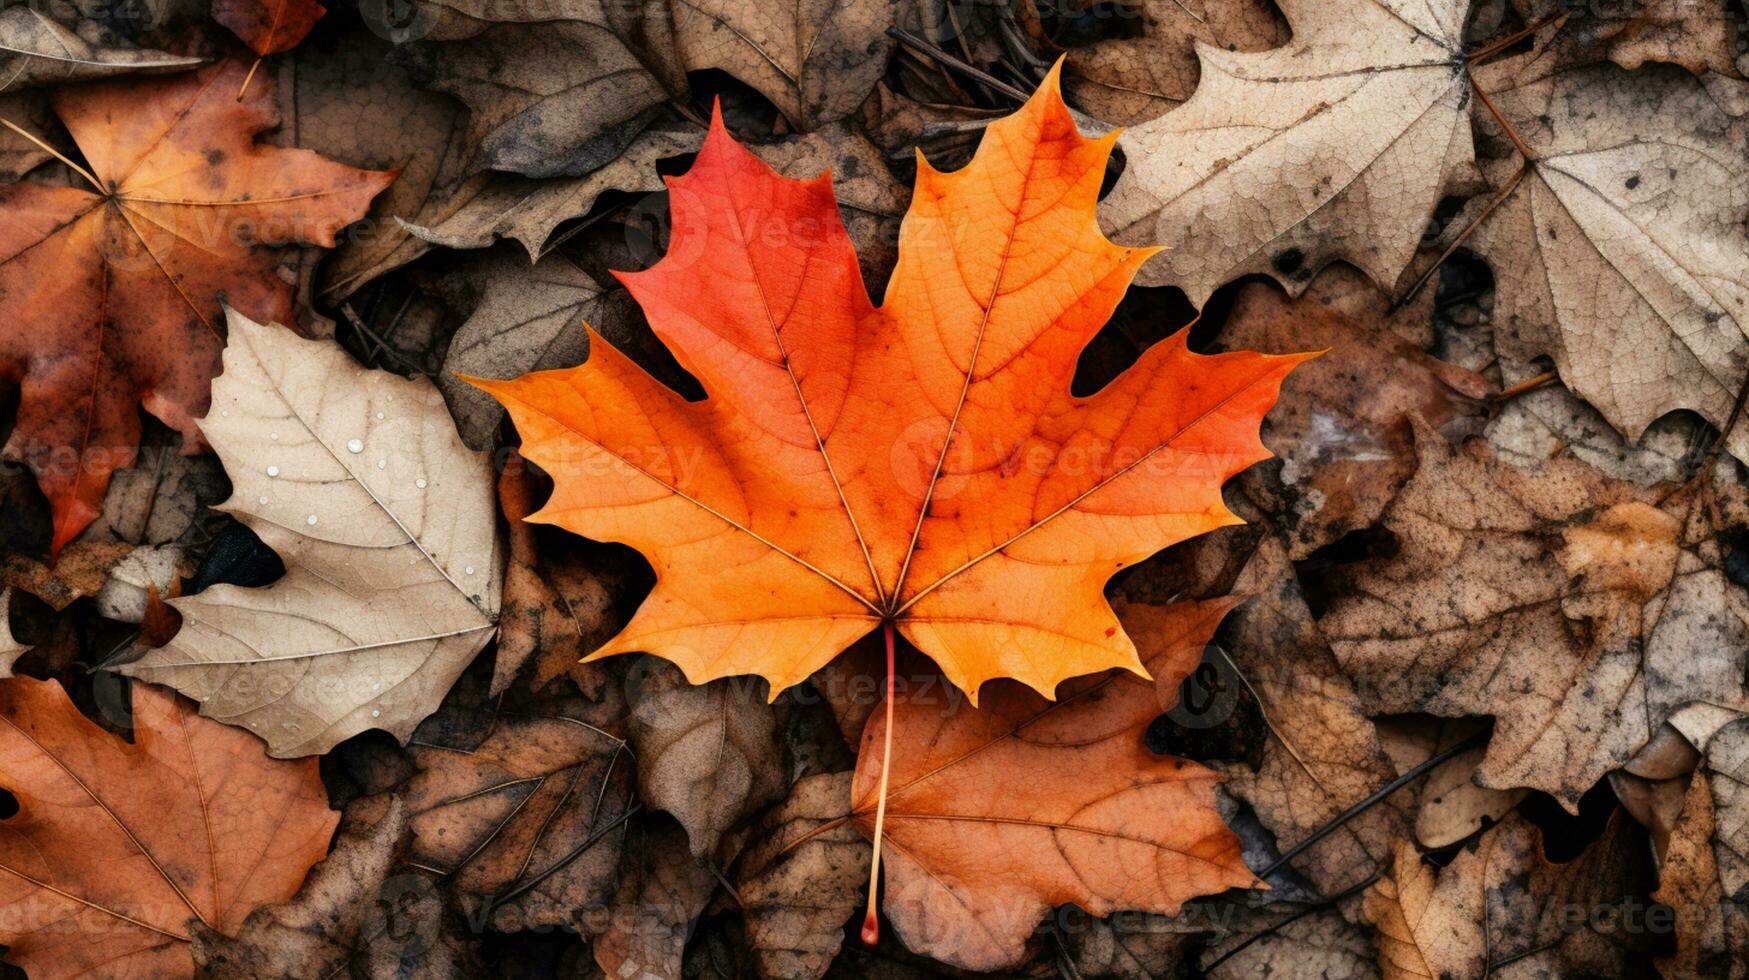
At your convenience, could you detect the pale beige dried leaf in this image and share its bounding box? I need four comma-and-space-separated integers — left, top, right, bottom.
1323, 422, 1749, 810
1103, 0, 1479, 304
628, 657, 786, 858
1471, 55, 1749, 465
0, 588, 24, 676
118, 309, 504, 757
0, 7, 197, 92
735, 771, 870, 980
1365, 814, 1655, 979
1374, 723, 1523, 851
1060, 0, 1286, 124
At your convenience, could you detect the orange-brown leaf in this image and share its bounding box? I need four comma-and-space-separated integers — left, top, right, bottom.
847, 598, 1258, 971
0, 59, 393, 553
214, 0, 326, 57
0, 677, 337, 979
473, 65, 1309, 699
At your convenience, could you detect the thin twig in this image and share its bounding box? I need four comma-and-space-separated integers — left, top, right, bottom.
1201, 869, 1385, 974
1491, 368, 1558, 404
886, 27, 1031, 103
1392, 163, 1527, 312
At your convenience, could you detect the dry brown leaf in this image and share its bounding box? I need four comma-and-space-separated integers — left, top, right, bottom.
392, 3, 672, 178
1471, 52, 1749, 464
1104, 0, 1481, 304
0, 7, 198, 91
1057, 0, 1286, 124
1365, 813, 1656, 979
593, 816, 717, 980
0, 677, 337, 979
1376, 718, 1524, 850
1223, 272, 1490, 558
118, 309, 504, 757
1200, 902, 1378, 980
0, 587, 24, 676
1510, 0, 1746, 78
0, 90, 52, 178
404, 695, 633, 932
200, 795, 483, 980
1322, 421, 1749, 810
1217, 537, 1410, 893
1655, 716, 1749, 978
628, 657, 786, 859
736, 771, 871, 980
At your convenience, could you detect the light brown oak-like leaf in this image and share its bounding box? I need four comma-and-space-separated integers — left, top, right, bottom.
116, 309, 504, 757
0, 677, 336, 979
1321, 422, 1749, 811
1103, 0, 1480, 304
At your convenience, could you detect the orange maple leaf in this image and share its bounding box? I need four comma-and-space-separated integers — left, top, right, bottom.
0, 677, 336, 979
0, 59, 394, 553
472, 65, 1310, 700
839, 598, 1256, 971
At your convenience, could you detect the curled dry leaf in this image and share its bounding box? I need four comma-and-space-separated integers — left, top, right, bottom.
1322, 421, 1749, 811
0, 58, 394, 553
1103, 0, 1480, 304
215, 0, 325, 57
1470, 52, 1749, 464
404, 698, 634, 932
0, 7, 198, 92
117, 309, 504, 758
847, 598, 1257, 972
1655, 716, 1749, 978
736, 770, 872, 980
0, 677, 337, 979
473, 66, 1308, 699
627, 657, 786, 859
1364, 813, 1656, 979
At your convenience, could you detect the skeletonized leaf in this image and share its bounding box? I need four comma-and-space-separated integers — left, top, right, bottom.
118, 309, 504, 757
1103, 0, 1479, 304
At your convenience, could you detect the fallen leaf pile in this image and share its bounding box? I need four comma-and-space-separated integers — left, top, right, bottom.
0, 1, 1747, 977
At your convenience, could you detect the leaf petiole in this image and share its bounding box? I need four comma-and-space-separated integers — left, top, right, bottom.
862, 619, 897, 945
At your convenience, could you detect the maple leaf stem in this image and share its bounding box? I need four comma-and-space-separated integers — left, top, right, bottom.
237, 57, 265, 101
862, 619, 897, 946
0, 117, 103, 193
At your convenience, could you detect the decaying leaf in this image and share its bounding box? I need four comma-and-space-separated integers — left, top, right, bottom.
593, 816, 717, 980
1200, 904, 1376, 980
848, 598, 1256, 971
736, 770, 871, 980
0, 677, 337, 979
392, 3, 672, 179
1656, 716, 1749, 979
1104, 0, 1480, 304
1511, 0, 1747, 78
1056, 0, 1286, 125
0, 58, 394, 552
118, 310, 504, 757
474, 66, 1308, 699
628, 657, 786, 859
404, 695, 633, 932
1364, 813, 1656, 978
0, 587, 25, 675
0, 7, 198, 92
1470, 52, 1749, 464
1322, 422, 1749, 810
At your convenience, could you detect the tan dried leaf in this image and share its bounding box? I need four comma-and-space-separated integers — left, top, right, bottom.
1103, 0, 1480, 304
1655, 716, 1749, 979
0, 7, 197, 91
118, 309, 504, 757
1059, 0, 1286, 124
593, 817, 717, 980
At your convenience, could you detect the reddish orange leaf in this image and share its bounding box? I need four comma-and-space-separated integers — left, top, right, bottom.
0, 60, 394, 553
214, 0, 326, 57
0, 677, 337, 979
472, 65, 1310, 699
846, 598, 1257, 971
